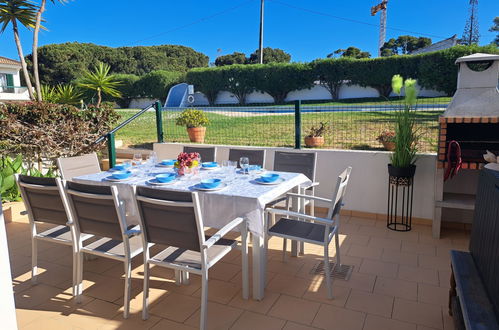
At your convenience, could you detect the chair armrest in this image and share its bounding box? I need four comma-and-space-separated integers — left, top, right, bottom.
265, 208, 334, 226
286, 193, 332, 204
300, 181, 320, 189
125, 227, 141, 237
203, 217, 245, 249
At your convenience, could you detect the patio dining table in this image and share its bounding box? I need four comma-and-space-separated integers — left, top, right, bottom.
73, 164, 311, 300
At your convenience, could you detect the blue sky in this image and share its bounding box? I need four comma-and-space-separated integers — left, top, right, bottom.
1, 0, 498, 63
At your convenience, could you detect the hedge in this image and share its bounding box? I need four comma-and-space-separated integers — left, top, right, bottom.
185, 45, 498, 103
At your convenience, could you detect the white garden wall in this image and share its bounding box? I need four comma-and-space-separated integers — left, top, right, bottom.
153, 142, 437, 221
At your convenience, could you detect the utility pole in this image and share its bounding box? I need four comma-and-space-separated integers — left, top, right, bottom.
258, 0, 265, 64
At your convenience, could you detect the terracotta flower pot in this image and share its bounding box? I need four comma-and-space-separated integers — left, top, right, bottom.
187, 127, 206, 143
304, 136, 324, 148
381, 141, 396, 151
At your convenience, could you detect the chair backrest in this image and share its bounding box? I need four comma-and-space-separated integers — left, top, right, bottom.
64, 181, 126, 240
135, 187, 204, 252
228, 148, 266, 167
57, 153, 100, 180
273, 151, 317, 181
328, 167, 352, 219
183, 147, 216, 162
16, 175, 67, 226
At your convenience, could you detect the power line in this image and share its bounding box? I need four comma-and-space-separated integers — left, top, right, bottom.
268, 0, 447, 39
131, 0, 256, 45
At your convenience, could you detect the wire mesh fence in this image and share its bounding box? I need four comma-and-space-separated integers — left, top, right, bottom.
160, 99, 446, 153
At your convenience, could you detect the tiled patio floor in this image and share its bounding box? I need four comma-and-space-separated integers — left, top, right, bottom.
7, 211, 468, 330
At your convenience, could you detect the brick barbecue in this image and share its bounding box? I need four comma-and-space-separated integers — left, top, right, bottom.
437, 53, 499, 170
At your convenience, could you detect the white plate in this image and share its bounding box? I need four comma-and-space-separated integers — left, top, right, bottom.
254, 177, 285, 185
194, 182, 228, 191
201, 166, 219, 171
156, 164, 174, 168
146, 178, 176, 186
103, 176, 132, 182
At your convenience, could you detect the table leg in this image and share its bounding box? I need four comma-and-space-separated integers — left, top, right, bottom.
252, 233, 265, 300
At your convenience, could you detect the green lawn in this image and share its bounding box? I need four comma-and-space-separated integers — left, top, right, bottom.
115, 106, 443, 153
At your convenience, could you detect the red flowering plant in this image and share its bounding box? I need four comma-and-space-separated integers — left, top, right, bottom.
376, 130, 396, 143
174, 152, 200, 175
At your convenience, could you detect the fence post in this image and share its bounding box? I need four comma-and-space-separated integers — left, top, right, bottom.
294, 100, 301, 149
155, 101, 164, 143
107, 133, 116, 169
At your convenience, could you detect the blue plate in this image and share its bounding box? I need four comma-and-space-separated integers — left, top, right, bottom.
260, 173, 280, 183
156, 173, 176, 183
111, 170, 132, 180
200, 178, 221, 189
160, 159, 175, 166
202, 162, 218, 168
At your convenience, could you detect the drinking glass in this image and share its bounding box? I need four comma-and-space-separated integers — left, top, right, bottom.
227, 160, 237, 182
222, 160, 230, 174
147, 151, 157, 164
133, 153, 142, 166
239, 157, 249, 174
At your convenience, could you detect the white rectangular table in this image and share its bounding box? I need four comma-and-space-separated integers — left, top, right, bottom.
74, 165, 310, 300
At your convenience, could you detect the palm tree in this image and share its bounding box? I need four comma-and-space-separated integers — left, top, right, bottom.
32, 0, 67, 101
0, 0, 38, 100
77, 62, 122, 107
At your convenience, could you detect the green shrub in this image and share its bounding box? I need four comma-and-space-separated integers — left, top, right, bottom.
312, 58, 354, 100
175, 108, 209, 128
252, 63, 315, 104
186, 67, 225, 106
114, 74, 140, 107
0, 102, 120, 167
134, 70, 183, 100
220, 65, 257, 105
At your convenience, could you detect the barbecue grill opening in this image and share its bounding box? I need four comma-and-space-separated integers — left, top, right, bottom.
465, 60, 494, 72
446, 123, 499, 162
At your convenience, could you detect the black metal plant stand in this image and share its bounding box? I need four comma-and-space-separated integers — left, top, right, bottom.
387, 165, 416, 231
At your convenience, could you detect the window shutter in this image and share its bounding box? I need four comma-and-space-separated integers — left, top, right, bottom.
6, 74, 14, 87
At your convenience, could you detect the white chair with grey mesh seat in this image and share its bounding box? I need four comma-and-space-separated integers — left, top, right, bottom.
133, 186, 248, 330
62, 181, 143, 318
183, 146, 217, 162
57, 153, 101, 180
265, 167, 352, 299
15, 175, 93, 296
228, 148, 266, 168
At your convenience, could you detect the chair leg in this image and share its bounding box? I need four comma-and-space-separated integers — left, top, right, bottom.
282, 239, 287, 262
72, 251, 78, 297
175, 269, 182, 285
200, 270, 209, 330
181, 271, 190, 285
241, 223, 249, 300
76, 252, 84, 303
323, 245, 333, 299
123, 259, 132, 319
335, 231, 341, 267
300, 241, 305, 256
142, 261, 150, 320
31, 239, 38, 284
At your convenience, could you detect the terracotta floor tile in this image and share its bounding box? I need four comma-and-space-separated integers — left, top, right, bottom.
149, 318, 197, 330
21, 315, 85, 330
101, 312, 162, 330
52, 298, 122, 329
230, 310, 286, 330
358, 226, 388, 238
347, 244, 383, 260
267, 273, 312, 297
418, 255, 451, 271
374, 276, 418, 300
269, 295, 320, 325
15, 308, 65, 328
192, 278, 240, 304
149, 292, 200, 322
229, 289, 279, 314
393, 298, 443, 329
438, 269, 452, 288
363, 314, 417, 330
368, 237, 402, 250
312, 304, 366, 330
386, 229, 420, 242
418, 283, 449, 307
334, 272, 376, 292
398, 265, 439, 285
302, 280, 351, 307
359, 259, 398, 278
283, 321, 321, 330
382, 249, 419, 267
14, 283, 62, 309
210, 261, 241, 282
401, 242, 436, 256
341, 233, 370, 246
345, 289, 393, 318
184, 301, 243, 330
119, 286, 169, 312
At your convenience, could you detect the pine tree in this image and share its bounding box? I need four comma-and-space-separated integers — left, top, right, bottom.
462, 0, 480, 45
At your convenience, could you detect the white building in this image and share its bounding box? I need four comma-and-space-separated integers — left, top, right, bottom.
0, 56, 30, 101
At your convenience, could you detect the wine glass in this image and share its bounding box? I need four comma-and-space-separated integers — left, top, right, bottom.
239, 157, 249, 174
132, 153, 142, 166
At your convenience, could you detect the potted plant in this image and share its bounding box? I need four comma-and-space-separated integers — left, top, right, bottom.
1, 155, 24, 223
377, 130, 396, 151
175, 108, 210, 143
388, 74, 419, 178
305, 122, 331, 148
